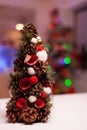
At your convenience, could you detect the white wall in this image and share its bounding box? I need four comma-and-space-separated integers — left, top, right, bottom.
0, 0, 87, 39
50, 0, 87, 27
0, 0, 79, 40
77, 10, 87, 48
0, 74, 9, 98
66, 0, 87, 8
0, 0, 52, 40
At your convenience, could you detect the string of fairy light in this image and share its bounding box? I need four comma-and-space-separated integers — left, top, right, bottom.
46, 43, 72, 88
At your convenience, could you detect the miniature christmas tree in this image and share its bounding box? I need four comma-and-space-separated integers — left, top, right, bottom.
6, 23, 53, 124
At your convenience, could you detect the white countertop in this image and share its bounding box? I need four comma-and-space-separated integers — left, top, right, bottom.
0, 93, 87, 130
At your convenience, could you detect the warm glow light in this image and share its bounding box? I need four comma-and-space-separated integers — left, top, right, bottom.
15, 23, 24, 31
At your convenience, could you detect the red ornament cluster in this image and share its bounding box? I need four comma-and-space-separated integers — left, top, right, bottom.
25, 55, 38, 66
19, 78, 31, 90
35, 98, 45, 108
19, 76, 38, 91
16, 98, 27, 109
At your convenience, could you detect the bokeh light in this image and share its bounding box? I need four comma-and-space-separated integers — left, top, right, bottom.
63, 43, 71, 50
15, 23, 24, 31
64, 78, 72, 87
64, 57, 71, 65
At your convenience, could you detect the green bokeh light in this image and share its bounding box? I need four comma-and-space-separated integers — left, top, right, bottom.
64, 57, 71, 65
45, 44, 52, 51
64, 78, 72, 87
64, 43, 71, 50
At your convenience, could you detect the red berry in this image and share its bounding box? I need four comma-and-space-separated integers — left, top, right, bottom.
37, 45, 43, 51
41, 92, 47, 98
30, 76, 38, 85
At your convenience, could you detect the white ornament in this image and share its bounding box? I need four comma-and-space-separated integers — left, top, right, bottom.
43, 87, 52, 95
28, 67, 35, 75
29, 95, 37, 103
37, 36, 42, 42
31, 37, 37, 43
36, 50, 48, 62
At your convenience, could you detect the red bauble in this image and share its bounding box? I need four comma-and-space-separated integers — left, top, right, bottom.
35, 98, 45, 108
26, 55, 38, 65
37, 45, 43, 51
19, 77, 31, 90
30, 76, 38, 85
16, 98, 27, 109
41, 92, 47, 98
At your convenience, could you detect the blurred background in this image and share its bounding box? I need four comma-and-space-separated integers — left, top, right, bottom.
0, 0, 87, 98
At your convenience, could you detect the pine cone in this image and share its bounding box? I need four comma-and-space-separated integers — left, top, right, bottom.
24, 42, 37, 54
29, 83, 43, 97
37, 109, 50, 122
12, 88, 24, 97
34, 61, 47, 77
21, 23, 38, 38
20, 107, 38, 123
6, 111, 16, 123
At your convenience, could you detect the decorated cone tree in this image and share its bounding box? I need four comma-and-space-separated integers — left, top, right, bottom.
6, 23, 53, 124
